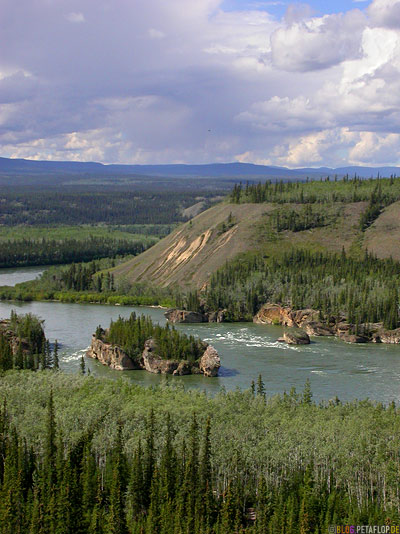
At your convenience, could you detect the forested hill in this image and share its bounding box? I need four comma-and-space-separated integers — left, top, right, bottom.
1, 155, 400, 183
112, 175, 400, 290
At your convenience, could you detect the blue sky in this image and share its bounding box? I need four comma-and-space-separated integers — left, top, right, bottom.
2, 0, 400, 167
223, 0, 369, 18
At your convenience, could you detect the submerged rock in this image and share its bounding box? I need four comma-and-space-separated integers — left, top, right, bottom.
340, 334, 369, 344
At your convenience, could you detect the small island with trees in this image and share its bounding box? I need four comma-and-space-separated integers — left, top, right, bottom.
87, 312, 220, 376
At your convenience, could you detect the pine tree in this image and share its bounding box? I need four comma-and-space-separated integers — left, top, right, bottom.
302, 379, 313, 406
257, 374, 266, 400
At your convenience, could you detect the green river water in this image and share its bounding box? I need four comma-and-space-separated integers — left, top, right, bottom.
1, 267, 399, 403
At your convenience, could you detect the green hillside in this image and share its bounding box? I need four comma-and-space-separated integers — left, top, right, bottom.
113, 176, 400, 291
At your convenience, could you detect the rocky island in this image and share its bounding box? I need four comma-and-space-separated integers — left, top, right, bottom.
87, 312, 220, 376
0, 311, 47, 371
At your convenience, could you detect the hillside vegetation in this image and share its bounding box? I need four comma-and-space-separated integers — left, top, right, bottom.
113, 176, 400, 290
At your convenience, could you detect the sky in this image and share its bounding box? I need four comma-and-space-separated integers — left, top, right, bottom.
2, 0, 400, 167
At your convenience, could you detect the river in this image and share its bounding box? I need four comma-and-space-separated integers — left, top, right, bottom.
1, 268, 400, 403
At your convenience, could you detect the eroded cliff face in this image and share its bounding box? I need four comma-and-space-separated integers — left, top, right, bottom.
87, 335, 221, 376
87, 336, 142, 371
254, 303, 400, 344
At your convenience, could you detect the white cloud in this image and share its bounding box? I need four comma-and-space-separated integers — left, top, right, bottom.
2, 0, 400, 167
65, 12, 85, 24
368, 0, 400, 28
271, 10, 366, 71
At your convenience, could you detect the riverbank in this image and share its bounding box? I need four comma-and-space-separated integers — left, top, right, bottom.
0, 285, 175, 307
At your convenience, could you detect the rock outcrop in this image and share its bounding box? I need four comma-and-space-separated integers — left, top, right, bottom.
87, 336, 141, 371
164, 309, 207, 323
199, 345, 221, 376
303, 321, 334, 337
254, 304, 294, 326
254, 303, 400, 344
340, 334, 369, 344
372, 328, 400, 344
165, 308, 228, 324
87, 335, 220, 376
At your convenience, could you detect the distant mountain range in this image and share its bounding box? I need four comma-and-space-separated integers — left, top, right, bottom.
0, 156, 399, 183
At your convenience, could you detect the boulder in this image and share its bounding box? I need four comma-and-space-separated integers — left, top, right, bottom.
199, 345, 221, 376
164, 309, 206, 323
282, 330, 310, 345
303, 321, 334, 337
340, 334, 369, 344
87, 336, 140, 371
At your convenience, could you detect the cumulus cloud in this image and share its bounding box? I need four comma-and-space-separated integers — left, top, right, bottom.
271, 9, 366, 71
1, 0, 400, 166
368, 0, 400, 28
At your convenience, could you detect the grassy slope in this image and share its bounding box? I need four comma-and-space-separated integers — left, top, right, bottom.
364, 200, 400, 260
112, 203, 271, 289
112, 197, 400, 291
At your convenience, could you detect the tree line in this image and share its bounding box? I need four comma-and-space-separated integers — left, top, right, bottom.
0, 188, 214, 226
230, 175, 400, 206
0, 236, 152, 268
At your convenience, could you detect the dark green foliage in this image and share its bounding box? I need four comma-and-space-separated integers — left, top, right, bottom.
9, 310, 45, 354
271, 205, 332, 232
0, 188, 217, 226
206, 248, 400, 329
230, 175, 400, 206
0, 236, 149, 268
359, 183, 384, 231
105, 313, 205, 363
0, 312, 59, 372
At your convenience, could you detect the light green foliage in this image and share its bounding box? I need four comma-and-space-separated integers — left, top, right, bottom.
0, 372, 400, 531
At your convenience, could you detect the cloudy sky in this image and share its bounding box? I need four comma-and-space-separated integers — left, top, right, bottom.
2, 0, 400, 167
